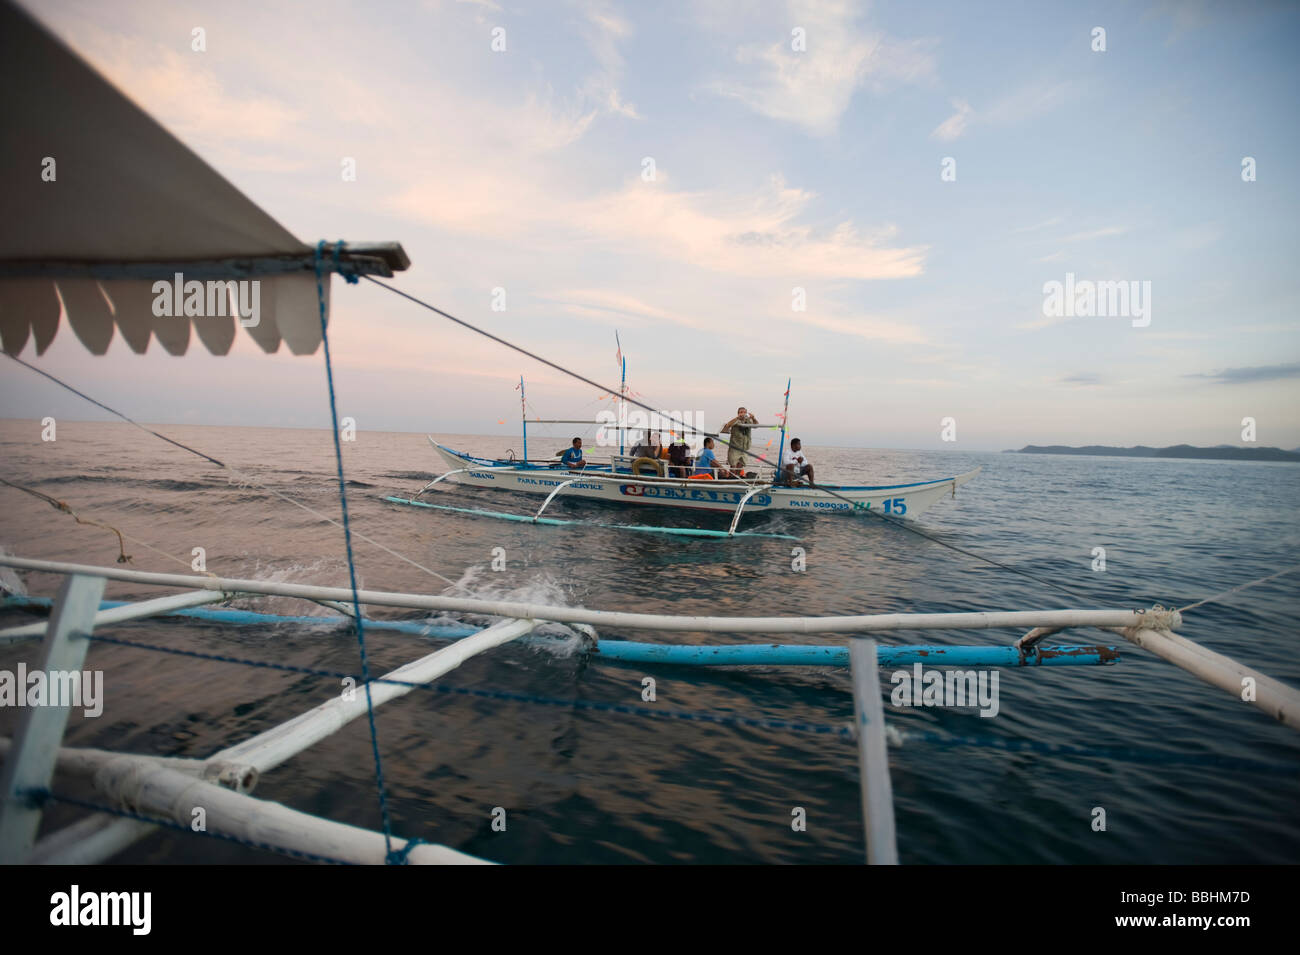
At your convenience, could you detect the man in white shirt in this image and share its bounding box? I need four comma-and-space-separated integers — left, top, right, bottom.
783, 438, 815, 486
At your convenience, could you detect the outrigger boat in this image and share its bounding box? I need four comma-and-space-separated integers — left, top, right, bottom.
424, 440, 980, 525
390, 372, 979, 533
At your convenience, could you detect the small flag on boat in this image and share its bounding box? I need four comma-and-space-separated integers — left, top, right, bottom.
615, 331, 622, 370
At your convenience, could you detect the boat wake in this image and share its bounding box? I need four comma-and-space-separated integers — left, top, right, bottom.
425, 564, 593, 659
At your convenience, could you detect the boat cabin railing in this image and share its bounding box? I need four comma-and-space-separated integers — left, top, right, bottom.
608, 453, 780, 483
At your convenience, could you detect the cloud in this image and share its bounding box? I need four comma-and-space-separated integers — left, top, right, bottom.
706, 0, 936, 135
1014, 217, 1063, 233
1186, 363, 1300, 385
1171, 224, 1220, 251
575, 0, 641, 119
540, 288, 693, 328
393, 170, 927, 280
793, 309, 929, 345
931, 98, 972, 141
1062, 373, 1103, 385
932, 81, 1073, 142
1061, 226, 1129, 242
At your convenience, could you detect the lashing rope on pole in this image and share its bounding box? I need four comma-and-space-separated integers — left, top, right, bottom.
313, 240, 397, 862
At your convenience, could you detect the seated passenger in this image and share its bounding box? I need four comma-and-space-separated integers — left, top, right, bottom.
631, 431, 659, 459
558, 437, 587, 470
781, 438, 815, 486
667, 435, 692, 477
692, 437, 737, 478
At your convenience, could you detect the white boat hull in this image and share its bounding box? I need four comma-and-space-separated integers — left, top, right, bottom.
429, 442, 979, 521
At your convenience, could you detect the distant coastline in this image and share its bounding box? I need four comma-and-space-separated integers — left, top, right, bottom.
1008, 444, 1300, 462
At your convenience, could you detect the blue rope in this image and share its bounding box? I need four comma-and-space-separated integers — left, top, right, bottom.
386, 837, 428, 865
331, 240, 360, 285
313, 239, 395, 859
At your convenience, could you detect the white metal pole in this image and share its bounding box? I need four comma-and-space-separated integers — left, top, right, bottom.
849, 639, 898, 864
0, 555, 1173, 635
1110, 625, 1300, 732
0, 573, 105, 862
218, 617, 537, 773
0, 589, 232, 642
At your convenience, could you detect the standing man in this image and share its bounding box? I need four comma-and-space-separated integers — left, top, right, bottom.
721, 406, 757, 474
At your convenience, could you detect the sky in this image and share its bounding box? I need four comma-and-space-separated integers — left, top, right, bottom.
3, 0, 1299, 451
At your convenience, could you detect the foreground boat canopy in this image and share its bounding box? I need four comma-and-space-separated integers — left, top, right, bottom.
0, 0, 408, 359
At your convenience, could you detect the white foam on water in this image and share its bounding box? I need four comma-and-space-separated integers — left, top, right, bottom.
225, 556, 362, 618
427, 563, 594, 658
0, 544, 27, 596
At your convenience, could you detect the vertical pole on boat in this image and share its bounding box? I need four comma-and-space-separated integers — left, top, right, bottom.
615, 330, 627, 457
619, 356, 627, 456
775, 378, 791, 474
848, 638, 899, 865
519, 375, 528, 462
0, 573, 105, 862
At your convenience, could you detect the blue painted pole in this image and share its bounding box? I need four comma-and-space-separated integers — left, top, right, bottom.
520, 375, 527, 462
775, 378, 791, 473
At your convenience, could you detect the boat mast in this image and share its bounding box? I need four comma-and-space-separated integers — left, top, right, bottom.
519, 375, 527, 462
775, 378, 791, 473
616, 331, 626, 457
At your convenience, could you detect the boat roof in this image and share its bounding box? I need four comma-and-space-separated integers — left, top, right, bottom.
0, 0, 407, 359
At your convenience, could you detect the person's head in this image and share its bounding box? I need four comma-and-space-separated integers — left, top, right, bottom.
737, 406, 747, 417
572, 437, 582, 449
790, 438, 801, 451
703, 437, 714, 448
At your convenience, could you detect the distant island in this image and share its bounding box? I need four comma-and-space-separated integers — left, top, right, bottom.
1009, 444, 1300, 462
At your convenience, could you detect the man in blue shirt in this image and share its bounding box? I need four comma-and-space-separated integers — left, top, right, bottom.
692, 437, 736, 478
559, 437, 587, 470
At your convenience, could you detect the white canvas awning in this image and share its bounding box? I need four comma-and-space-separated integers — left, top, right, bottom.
0, 0, 407, 358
